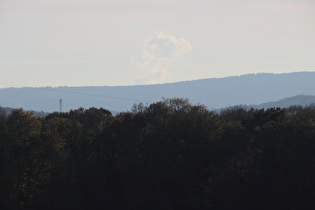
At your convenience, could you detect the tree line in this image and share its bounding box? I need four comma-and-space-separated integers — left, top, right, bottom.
1, 98, 315, 209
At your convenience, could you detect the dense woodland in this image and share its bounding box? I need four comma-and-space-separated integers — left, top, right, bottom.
1, 98, 315, 209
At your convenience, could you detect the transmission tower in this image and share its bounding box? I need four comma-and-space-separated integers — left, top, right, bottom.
59, 99, 62, 112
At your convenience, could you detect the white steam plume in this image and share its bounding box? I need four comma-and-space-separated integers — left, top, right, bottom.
131, 32, 192, 84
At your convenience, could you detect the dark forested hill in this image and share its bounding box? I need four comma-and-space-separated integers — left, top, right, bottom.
1, 72, 315, 112
0, 106, 12, 115
0, 106, 48, 117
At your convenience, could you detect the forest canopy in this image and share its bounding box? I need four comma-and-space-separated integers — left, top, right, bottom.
1, 99, 315, 210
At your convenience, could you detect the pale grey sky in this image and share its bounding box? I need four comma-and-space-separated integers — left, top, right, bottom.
1, 0, 314, 88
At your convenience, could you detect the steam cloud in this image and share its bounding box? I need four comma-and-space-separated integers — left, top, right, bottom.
131, 32, 192, 84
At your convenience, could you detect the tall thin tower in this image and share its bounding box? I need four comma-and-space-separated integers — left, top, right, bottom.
59, 99, 62, 112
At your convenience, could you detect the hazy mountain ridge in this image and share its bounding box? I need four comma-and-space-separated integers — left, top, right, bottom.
253, 95, 315, 109
1, 72, 315, 112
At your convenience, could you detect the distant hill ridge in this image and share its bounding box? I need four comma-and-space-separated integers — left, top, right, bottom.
253, 95, 315, 109
1, 72, 315, 112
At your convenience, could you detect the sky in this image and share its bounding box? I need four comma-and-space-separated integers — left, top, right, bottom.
0, 0, 314, 88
